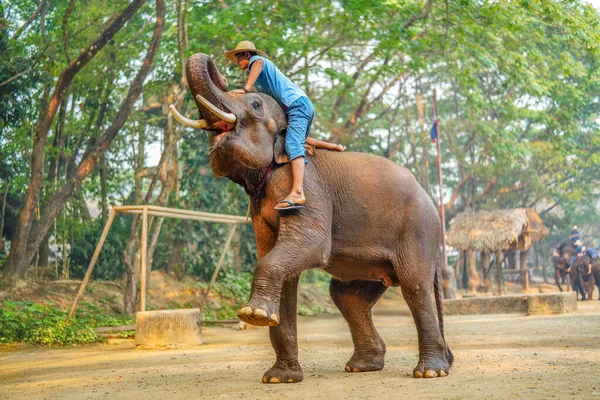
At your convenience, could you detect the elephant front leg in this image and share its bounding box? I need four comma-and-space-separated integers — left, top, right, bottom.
555, 271, 563, 292
238, 241, 327, 327
262, 275, 304, 384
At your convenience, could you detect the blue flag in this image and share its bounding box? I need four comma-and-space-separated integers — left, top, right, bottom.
431, 102, 438, 143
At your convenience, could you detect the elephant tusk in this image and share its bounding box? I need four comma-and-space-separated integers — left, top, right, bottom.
195, 94, 237, 123
169, 105, 207, 129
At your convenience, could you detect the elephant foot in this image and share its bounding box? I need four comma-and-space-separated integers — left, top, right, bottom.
238, 304, 279, 327
412, 352, 451, 379
262, 363, 304, 384
344, 351, 385, 373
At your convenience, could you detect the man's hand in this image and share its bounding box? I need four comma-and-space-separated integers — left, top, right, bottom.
229, 89, 247, 94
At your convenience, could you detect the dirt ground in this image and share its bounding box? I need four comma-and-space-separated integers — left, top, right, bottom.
1, 292, 600, 400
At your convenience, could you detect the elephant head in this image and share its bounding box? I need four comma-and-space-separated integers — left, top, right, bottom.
170, 53, 289, 178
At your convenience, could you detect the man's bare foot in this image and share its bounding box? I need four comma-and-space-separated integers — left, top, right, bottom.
275, 190, 305, 210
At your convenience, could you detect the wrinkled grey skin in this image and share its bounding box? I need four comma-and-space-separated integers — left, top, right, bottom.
185, 53, 453, 383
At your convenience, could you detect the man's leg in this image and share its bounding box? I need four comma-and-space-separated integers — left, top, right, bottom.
287, 156, 305, 204
305, 137, 345, 152
276, 98, 311, 208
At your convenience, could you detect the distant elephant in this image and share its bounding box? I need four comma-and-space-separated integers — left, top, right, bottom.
572, 256, 600, 300
170, 53, 452, 383
554, 241, 577, 293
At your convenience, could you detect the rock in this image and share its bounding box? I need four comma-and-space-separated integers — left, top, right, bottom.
443, 292, 577, 315
135, 308, 202, 349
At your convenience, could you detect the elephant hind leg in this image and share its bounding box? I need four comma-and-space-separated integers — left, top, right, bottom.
329, 279, 387, 373
395, 253, 451, 378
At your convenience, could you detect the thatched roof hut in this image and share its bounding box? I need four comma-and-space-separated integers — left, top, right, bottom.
447, 208, 549, 252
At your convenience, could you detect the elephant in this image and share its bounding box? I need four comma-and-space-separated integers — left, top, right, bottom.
554, 241, 577, 293
170, 53, 453, 383
572, 256, 600, 300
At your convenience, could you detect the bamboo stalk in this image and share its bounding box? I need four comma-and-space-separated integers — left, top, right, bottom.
69, 209, 116, 318
113, 205, 249, 223
140, 206, 148, 312
123, 209, 248, 224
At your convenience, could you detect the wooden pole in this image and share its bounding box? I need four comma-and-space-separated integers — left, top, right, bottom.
433, 89, 448, 275
481, 251, 490, 293
69, 209, 117, 317
68, 205, 248, 317
140, 206, 148, 311
520, 249, 529, 291
495, 251, 503, 295
200, 224, 238, 311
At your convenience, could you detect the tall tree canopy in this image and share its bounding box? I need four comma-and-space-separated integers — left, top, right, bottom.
1, 0, 599, 284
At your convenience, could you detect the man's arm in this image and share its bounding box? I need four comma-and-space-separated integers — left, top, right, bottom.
244, 59, 263, 92
230, 59, 264, 94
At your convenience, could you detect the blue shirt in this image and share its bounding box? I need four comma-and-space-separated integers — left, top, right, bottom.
585, 248, 598, 259
249, 55, 307, 108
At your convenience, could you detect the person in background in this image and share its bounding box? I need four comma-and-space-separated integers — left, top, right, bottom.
575, 244, 597, 275
570, 225, 581, 242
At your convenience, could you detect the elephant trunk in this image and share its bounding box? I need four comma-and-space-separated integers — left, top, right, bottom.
186, 53, 238, 127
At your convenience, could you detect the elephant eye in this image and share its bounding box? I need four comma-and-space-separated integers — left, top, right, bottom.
252, 101, 261, 110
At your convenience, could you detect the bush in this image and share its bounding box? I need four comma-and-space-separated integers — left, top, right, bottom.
0, 301, 134, 346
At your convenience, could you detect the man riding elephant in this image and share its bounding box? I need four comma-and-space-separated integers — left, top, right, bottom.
170, 49, 452, 383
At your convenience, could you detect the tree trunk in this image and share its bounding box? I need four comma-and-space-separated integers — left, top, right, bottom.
461, 251, 469, 289
4, 0, 148, 281
481, 251, 490, 292
520, 249, 529, 290
19, 0, 164, 272
417, 92, 430, 193
124, 246, 141, 315
468, 250, 480, 292
38, 233, 50, 268
99, 155, 108, 225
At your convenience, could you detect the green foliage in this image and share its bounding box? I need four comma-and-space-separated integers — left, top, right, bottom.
201, 271, 252, 320
175, 131, 257, 280
297, 305, 327, 317
0, 301, 133, 345
2, 0, 600, 281
69, 216, 132, 280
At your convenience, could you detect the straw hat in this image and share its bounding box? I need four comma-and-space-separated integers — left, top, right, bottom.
224, 40, 268, 63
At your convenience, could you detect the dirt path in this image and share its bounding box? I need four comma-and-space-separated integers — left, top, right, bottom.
1, 297, 600, 400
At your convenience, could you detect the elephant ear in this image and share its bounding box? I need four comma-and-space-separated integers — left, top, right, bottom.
273, 129, 290, 165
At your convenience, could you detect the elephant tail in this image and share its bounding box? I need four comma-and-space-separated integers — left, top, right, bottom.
434, 251, 453, 365
433, 253, 445, 340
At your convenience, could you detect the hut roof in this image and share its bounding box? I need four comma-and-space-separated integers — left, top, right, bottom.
447, 208, 549, 252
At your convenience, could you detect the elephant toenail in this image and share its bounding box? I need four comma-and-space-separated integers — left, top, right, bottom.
352, 367, 360, 372
439, 371, 448, 377
262, 375, 269, 384
424, 370, 437, 378
238, 306, 253, 319
254, 308, 268, 319
413, 371, 424, 378
345, 365, 352, 372
287, 378, 294, 383
270, 313, 279, 325
268, 376, 281, 383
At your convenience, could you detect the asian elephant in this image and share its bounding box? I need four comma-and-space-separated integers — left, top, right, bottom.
171, 53, 453, 383
572, 256, 600, 300
554, 241, 577, 293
